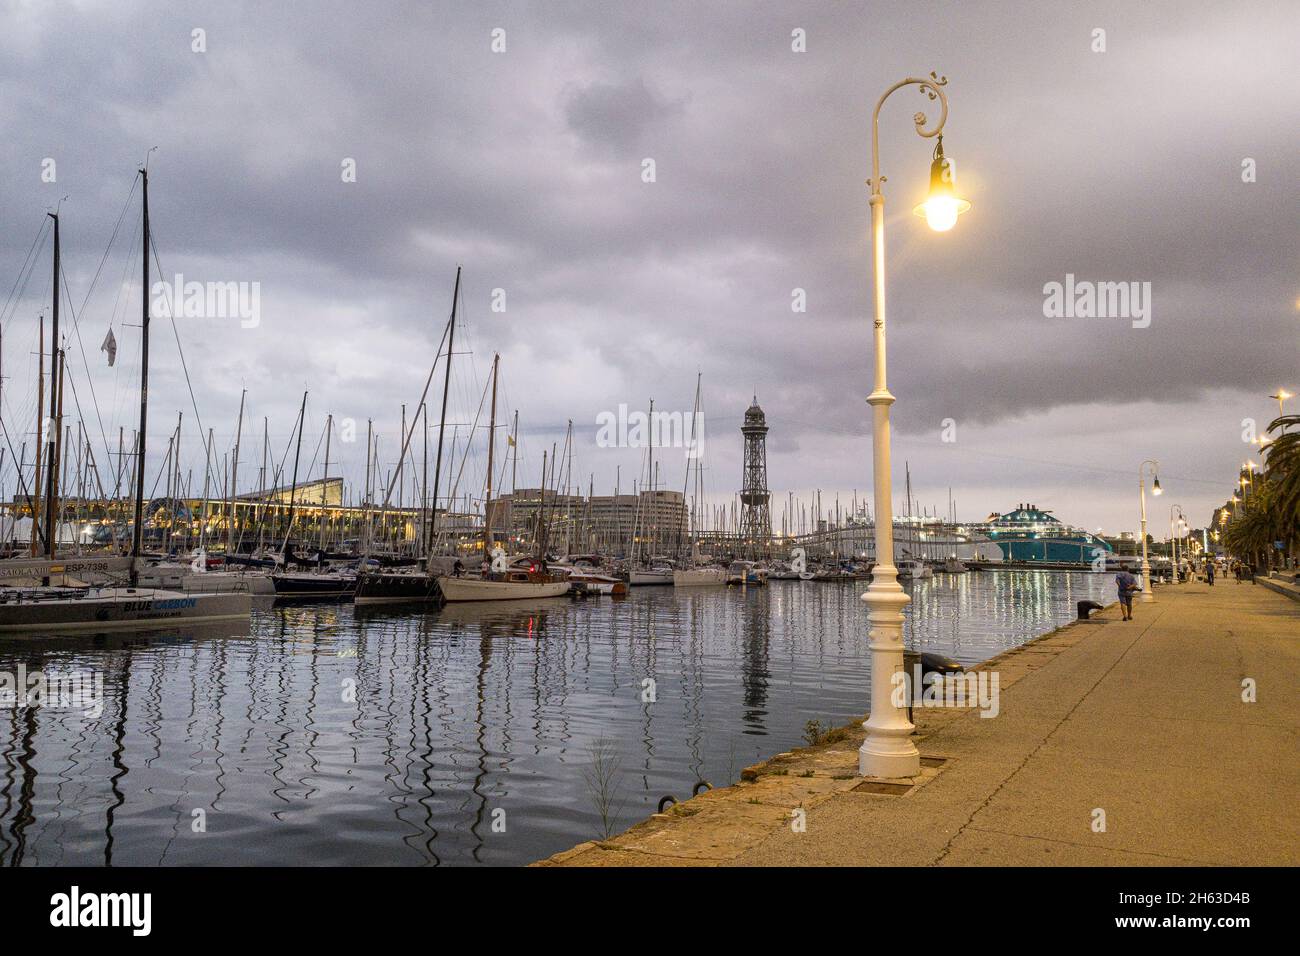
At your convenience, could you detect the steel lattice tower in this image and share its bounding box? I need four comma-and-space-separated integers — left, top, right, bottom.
739, 397, 771, 557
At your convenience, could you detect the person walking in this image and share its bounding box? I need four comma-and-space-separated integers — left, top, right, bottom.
1206, 561, 1215, 586
1115, 565, 1140, 621
1234, 561, 1243, 584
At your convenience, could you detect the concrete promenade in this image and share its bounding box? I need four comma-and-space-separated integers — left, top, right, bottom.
536, 578, 1298, 866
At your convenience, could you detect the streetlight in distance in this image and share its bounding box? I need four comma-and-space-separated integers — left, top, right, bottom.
1139, 460, 1160, 602
1169, 503, 1185, 582
1270, 388, 1292, 420
859, 72, 970, 780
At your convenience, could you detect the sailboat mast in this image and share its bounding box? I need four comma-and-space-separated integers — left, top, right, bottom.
420, 402, 428, 554
319, 413, 332, 551
130, 169, 150, 575
510, 410, 518, 495
198, 427, 214, 550
680, 373, 700, 555
228, 389, 245, 552
50, 348, 66, 556
282, 391, 308, 551
258, 417, 268, 553
31, 314, 44, 556
484, 352, 499, 554
428, 265, 460, 549
44, 213, 60, 557
647, 398, 655, 558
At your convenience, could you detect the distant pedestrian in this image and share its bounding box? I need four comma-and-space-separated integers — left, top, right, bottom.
1206, 562, 1215, 586
1234, 562, 1242, 584
1115, 567, 1140, 621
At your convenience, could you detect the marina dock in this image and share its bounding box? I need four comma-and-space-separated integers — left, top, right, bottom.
535, 578, 1299, 867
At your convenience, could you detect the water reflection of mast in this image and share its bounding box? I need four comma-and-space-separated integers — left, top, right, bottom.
4, 692, 39, 864
211, 642, 230, 811
408, 613, 442, 865
683, 593, 707, 785
303, 624, 320, 800
104, 649, 132, 865
637, 594, 660, 792
468, 625, 492, 861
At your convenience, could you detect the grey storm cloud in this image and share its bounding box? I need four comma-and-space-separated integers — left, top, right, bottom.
0, 0, 1295, 533
564, 77, 687, 154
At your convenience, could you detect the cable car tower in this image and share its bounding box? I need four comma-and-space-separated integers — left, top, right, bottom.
739, 396, 771, 557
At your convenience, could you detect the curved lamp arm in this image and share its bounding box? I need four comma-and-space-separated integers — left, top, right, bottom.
869, 72, 949, 195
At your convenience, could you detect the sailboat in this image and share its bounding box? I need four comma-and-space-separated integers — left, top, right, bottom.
437, 353, 569, 603
630, 556, 676, 585
0, 168, 251, 633
135, 548, 276, 594
895, 462, 932, 581
672, 562, 724, 587
673, 374, 724, 587
267, 393, 358, 600
354, 267, 463, 607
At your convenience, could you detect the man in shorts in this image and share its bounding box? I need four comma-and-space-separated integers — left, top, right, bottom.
1115, 566, 1140, 621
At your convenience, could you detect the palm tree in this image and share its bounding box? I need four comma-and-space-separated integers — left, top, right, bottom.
1263, 415, 1300, 533
1223, 483, 1280, 569
1223, 416, 1300, 571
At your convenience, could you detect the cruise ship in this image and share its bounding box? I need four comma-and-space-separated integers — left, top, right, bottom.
982, 504, 1112, 566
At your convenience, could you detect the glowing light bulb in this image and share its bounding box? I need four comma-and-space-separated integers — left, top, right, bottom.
921, 195, 961, 232
912, 135, 970, 232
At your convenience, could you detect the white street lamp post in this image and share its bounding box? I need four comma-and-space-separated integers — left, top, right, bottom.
1170, 503, 1184, 583
1138, 460, 1160, 602
860, 72, 969, 779
1169, 509, 1177, 582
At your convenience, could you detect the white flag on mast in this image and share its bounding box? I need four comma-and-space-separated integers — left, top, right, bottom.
100, 327, 117, 366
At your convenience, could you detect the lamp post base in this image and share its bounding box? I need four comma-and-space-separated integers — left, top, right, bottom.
859, 578, 920, 779
859, 741, 921, 779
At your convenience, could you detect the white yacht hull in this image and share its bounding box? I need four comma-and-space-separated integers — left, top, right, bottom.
629, 569, 674, 586
437, 576, 570, 602
137, 566, 276, 595
673, 567, 726, 587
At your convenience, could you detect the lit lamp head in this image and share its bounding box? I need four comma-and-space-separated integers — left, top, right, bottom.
913, 135, 970, 232
1151, 476, 1162, 496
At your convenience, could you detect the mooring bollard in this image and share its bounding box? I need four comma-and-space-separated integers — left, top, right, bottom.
902, 650, 965, 723
1077, 600, 1104, 620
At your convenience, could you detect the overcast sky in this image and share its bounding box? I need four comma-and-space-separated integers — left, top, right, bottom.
1, 0, 1295, 537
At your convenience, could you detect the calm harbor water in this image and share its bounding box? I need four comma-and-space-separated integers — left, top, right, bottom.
0, 571, 1109, 866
